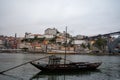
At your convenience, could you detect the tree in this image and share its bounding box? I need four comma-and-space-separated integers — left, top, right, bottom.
81, 43, 86, 48
93, 38, 107, 52
38, 37, 45, 43
34, 36, 38, 41
87, 43, 91, 50
21, 39, 29, 42
49, 36, 57, 43
68, 37, 74, 47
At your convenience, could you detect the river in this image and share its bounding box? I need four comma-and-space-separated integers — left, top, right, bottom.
0, 53, 120, 80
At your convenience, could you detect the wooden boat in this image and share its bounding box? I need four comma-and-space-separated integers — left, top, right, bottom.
30, 27, 102, 72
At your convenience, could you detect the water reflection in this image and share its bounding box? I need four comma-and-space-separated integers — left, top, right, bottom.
30, 70, 101, 80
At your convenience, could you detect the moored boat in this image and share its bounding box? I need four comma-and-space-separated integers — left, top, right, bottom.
30, 55, 102, 72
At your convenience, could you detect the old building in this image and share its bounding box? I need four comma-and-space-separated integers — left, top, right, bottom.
45, 28, 58, 35
76, 35, 84, 39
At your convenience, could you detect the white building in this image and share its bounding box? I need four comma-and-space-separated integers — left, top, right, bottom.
37, 35, 44, 38
45, 28, 58, 35
25, 33, 44, 39
27, 34, 34, 39
72, 40, 87, 45
44, 34, 54, 39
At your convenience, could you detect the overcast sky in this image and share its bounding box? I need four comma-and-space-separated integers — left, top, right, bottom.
0, 0, 120, 37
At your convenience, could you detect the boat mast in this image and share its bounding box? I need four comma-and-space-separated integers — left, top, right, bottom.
64, 26, 67, 65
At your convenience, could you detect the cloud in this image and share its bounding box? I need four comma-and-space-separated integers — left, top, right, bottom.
0, 0, 120, 37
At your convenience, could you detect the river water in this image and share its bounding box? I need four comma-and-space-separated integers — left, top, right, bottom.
0, 53, 120, 80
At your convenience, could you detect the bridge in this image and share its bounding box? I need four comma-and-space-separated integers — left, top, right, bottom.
88, 31, 120, 54
88, 31, 120, 39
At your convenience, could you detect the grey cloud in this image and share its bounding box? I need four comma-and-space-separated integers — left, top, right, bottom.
0, 0, 120, 37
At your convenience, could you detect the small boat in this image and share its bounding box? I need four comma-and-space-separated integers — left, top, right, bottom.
30, 55, 102, 72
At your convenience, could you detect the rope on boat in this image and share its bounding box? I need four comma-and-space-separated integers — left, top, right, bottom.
0, 55, 50, 74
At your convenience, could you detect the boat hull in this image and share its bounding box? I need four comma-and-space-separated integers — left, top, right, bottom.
30, 62, 102, 72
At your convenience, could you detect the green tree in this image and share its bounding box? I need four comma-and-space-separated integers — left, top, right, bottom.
34, 36, 38, 41
87, 43, 91, 50
94, 38, 107, 52
38, 37, 45, 43
21, 39, 29, 42
81, 43, 86, 48
49, 36, 57, 43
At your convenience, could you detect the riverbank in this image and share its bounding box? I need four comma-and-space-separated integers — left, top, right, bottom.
47, 52, 120, 56
0, 49, 120, 56
0, 51, 120, 56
